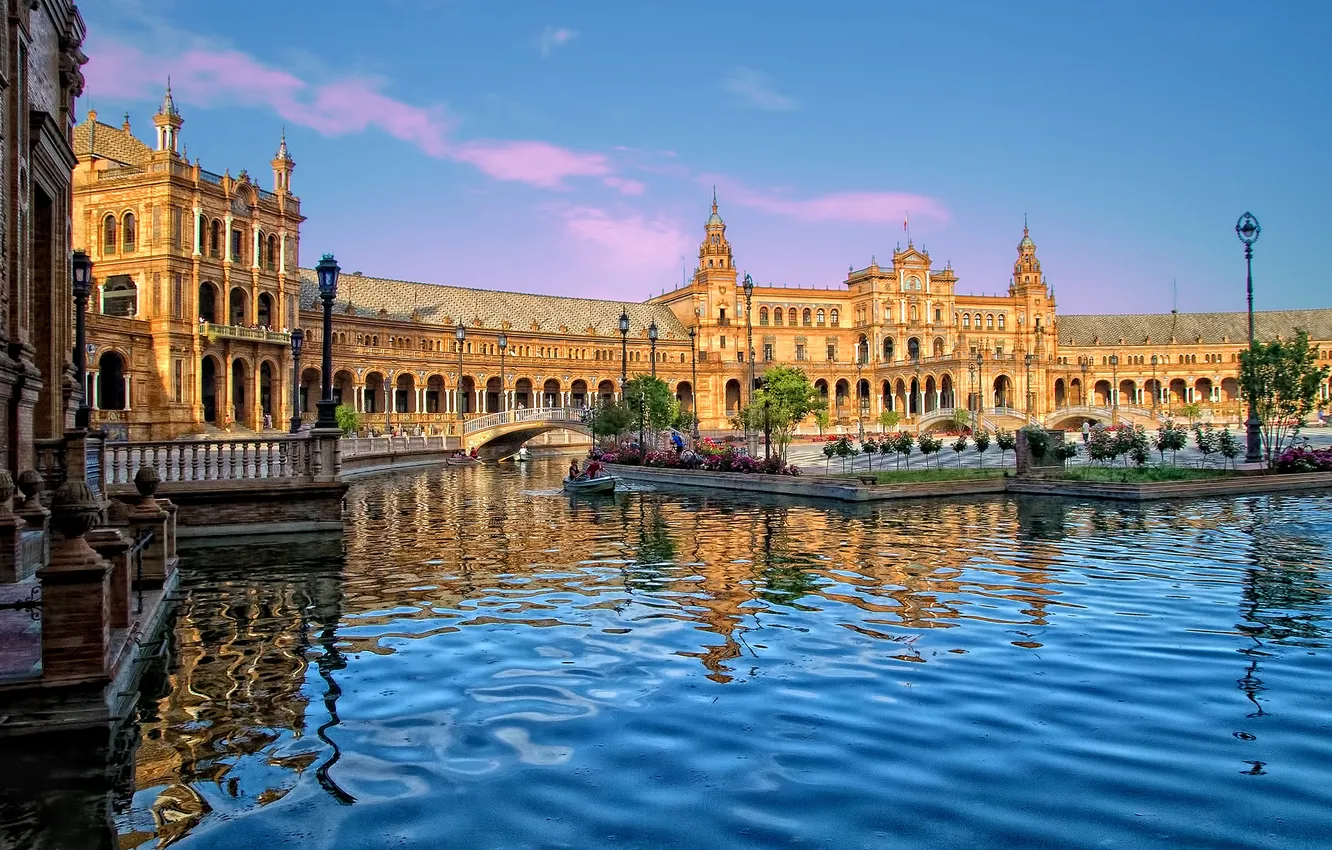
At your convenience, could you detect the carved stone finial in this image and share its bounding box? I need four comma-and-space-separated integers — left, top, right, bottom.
134, 466, 160, 502
0, 470, 13, 515
17, 469, 42, 507
50, 481, 100, 541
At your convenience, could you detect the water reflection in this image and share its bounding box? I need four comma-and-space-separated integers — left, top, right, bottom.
10, 460, 1330, 849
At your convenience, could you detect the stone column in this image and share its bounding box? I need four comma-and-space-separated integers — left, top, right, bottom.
85, 526, 131, 631
125, 467, 171, 587
38, 481, 112, 683
14, 469, 49, 581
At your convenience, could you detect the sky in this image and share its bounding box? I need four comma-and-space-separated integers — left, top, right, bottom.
80, 0, 1331, 315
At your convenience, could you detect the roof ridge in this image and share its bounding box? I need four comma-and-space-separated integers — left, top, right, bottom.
296, 267, 666, 310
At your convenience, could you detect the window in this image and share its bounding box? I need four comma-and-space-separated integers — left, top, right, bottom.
738, 351, 745, 362
267, 233, 278, 270
998, 314, 1006, 329
172, 359, 183, 403
102, 214, 117, 254
816, 309, 825, 326
796, 343, 806, 361
719, 307, 727, 324
152, 272, 161, 314
231, 228, 243, 263
151, 207, 160, 244
883, 337, 894, 360
763, 343, 773, 361
963, 314, 970, 328
759, 307, 769, 325
210, 220, 221, 258
720, 336, 726, 348
934, 307, 941, 322
910, 304, 918, 321
774, 308, 783, 326
830, 308, 839, 326
788, 308, 797, 325
986, 314, 994, 329
802, 308, 812, 326
826, 343, 836, 362
172, 273, 183, 319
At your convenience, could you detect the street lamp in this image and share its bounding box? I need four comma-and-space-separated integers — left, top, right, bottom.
314, 254, 340, 430
1236, 212, 1262, 463
975, 350, 983, 417
855, 341, 865, 441
71, 249, 93, 429
742, 273, 755, 407
1024, 352, 1034, 419
619, 309, 630, 385
289, 327, 304, 433
689, 324, 699, 440
455, 324, 467, 420
968, 361, 977, 434
498, 331, 508, 413
1150, 354, 1159, 419
648, 320, 658, 378
1079, 357, 1090, 407
1109, 354, 1119, 420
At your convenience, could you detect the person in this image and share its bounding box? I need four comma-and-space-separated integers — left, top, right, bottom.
585, 459, 603, 479
469, 447, 479, 459
568, 459, 581, 479
671, 432, 685, 453
1082, 421, 1090, 444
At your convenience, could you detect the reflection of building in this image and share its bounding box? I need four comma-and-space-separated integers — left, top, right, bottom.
75, 105, 1332, 441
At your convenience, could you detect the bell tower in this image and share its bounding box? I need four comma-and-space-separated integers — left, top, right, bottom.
152, 79, 183, 154
271, 128, 295, 194
694, 188, 738, 325
1009, 218, 1056, 353
1010, 217, 1047, 297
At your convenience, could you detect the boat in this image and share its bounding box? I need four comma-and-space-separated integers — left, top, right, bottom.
446, 455, 481, 466
562, 475, 618, 494
516, 447, 532, 462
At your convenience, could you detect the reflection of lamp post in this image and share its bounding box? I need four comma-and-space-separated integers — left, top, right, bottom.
1150, 354, 1159, 419
498, 331, 507, 413
1110, 354, 1120, 421
1024, 352, 1034, 419
71, 250, 93, 429
455, 324, 466, 420
688, 325, 699, 440
1236, 212, 1262, 463
289, 327, 304, 433
648, 320, 658, 378
314, 254, 340, 430
619, 309, 630, 385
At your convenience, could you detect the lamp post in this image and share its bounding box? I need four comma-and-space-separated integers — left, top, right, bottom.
619, 309, 630, 386
1236, 212, 1262, 463
855, 341, 865, 442
742, 273, 755, 407
968, 361, 977, 434
455, 324, 466, 420
385, 378, 392, 435
71, 250, 93, 429
975, 351, 983, 418
689, 325, 699, 440
648, 320, 658, 378
1109, 354, 1119, 421
289, 327, 304, 433
314, 254, 340, 430
1150, 354, 1159, 419
498, 331, 507, 413
1079, 357, 1089, 407
1024, 352, 1034, 419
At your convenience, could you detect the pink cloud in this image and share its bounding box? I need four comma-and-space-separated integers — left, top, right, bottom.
603, 176, 647, 196
710, 176, 949, 224
451, 140, 610, 188
560, 207, 691, 269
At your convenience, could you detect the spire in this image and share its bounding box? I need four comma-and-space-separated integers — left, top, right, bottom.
157, 77, 179, 118
711, 185, 717, 213
275, 126, 291, 162
1019, 215, 1035, 250
706, 188, 723, 227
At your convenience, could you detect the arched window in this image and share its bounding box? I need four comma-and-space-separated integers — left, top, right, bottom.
774, 308, 783, 326
788, 308, 797, 325
102, 215, 117, 254
910, 304, 918, 321
816, 309, 825, 325
997, 313, 1006, 329
986, 314, 994, 329
802, 308, 812, 326
759, 307, 769, 326
883, 337, 894, 360
267, 233, 278, 270
122, 213, 136, 252
102, 275, 137, 317
974, 313, 982, 328
962, 314, 970, 328
830, 308, 839, 326
210, 220, 222, 258
907, 337, 920, 361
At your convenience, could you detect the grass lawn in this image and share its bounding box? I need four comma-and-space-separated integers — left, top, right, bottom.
1054, 465, 1238, 483
833, 467, 1009, 484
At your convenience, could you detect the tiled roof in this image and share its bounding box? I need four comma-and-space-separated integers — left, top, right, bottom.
1058, 309, 1332, 346
73, 119, 153, 167
297, 269, 689, 339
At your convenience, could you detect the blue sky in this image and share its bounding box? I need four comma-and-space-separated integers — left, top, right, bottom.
82, 0, 1330, 314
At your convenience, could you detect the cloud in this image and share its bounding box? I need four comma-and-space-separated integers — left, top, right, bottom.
537, 26, 578, 57
83, 37, 614, 190
602, 176, 647, 196
723, 68, 797, 111
708, 176, 949, 224
560, 207, 691, 269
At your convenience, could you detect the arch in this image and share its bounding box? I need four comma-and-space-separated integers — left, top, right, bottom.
1195, 377, 1214, 404
940, 374, 954, 409
773, 308, 784, 326
266, 233, 278, 271
102, 214, 118, 254
924, 376, 938, 413
895, 378, 908, 415
458, 376, 476, 415
908, 378, 920, 415
198, 281, 218, 323
1054, 378, 1067, 407
834, 378, 850, 414
1221, 377, 1240, 402
228, 287, 247, 326
881, 380, 892, 412
425, 374, 446, 413
396, 373, 417, 414
333, 369, 356, 408
101, 275, 137, 317
1169, 378, 1188, 405
257, 292, 274, 329
363, 371, 386, 414
677, 380, 695, 412
300, 367, 320, 418
993, 374, 1014, 409
907, 336, 920, 361
513, 377, 533, 409
1093, 379, 1112, 407
933, 337, 944, 357
122, 212, 137, 252
97, 351, 127, 410
542, 378, 561, 407
857, 333, 869, 364
210, 219, 222, 258
882, 336, 894, 361
985, 313, 995, 330
259, 360, 276, 420
830, 308, 840, 326
484, 376, 502, 412
997, 314, 1006, 330
231, 358, 251, 427
962, 313, 971, 329
1120, 379, 1138, 407
759, 307, 769, 325
802, 308, 812, 326
725, 379, 743, 415
856, 378, 870, 417
571, 379, 589, 407
1070, 377, 1084, 406
201, 355, 220, 423
788, 308, 798, 326
598, 380, 615, 405
817, 308, 826, 325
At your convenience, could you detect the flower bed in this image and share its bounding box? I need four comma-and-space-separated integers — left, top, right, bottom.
602, 438, 800, 475
1274, 446, 1332, 473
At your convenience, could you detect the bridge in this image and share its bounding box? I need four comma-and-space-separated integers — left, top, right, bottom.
916, 406, 1038, 433
1043, 405, 1162, 430
461, 407, 592, 459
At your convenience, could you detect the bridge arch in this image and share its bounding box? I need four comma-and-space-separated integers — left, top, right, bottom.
462, 407, 593, 459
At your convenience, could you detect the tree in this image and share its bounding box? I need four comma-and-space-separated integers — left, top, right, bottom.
822, 442, 835, 472
952, 407, 971, 433
1179, 401, 1202, 427
623, 375, 678, 441
862, 438, 878, 471
672, 409, 697, 433
973, 430, 991, 468
878, 409, 901, 434
995, 429, 1016, 467
892, 431, 915, 470
736, 366, 825, 460
1239, 329, 1331, 466
1155, 421, 1188, 465
1218, 428, 1241, 470
588, 400, 634, 439
834, 436, 853, 472
952, 434, 968, 466
335, 404, 361, 435
814, 408, 831, 438
1194, 424, 1219, 468
918, 433, 942, 469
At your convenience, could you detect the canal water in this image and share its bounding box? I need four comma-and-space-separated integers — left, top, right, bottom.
17, 460, 1332, 848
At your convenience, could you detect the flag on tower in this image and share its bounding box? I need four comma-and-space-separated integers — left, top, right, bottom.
903, 213, 908, 232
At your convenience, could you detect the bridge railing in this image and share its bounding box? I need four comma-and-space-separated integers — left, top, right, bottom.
462, 406, 585, 435
341, 434, 454, 457
103, 434, 339, 489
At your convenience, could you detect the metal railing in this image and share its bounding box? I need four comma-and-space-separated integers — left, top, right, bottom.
462, 406, 586, 435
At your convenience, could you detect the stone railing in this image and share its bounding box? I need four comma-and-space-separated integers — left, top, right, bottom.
341, 434, 454, 457
199, 322, 291, 344
104, 434, 339, 488
462, 406, 585, 435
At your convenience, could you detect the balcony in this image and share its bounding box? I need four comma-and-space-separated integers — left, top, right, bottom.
198, 322, 291, 345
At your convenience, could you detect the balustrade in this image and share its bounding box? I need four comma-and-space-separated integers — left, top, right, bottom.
104, 436, 317, 486
340, 434, 453, 457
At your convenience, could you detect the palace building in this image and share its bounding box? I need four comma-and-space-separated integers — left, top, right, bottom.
75, 102, 1332, 444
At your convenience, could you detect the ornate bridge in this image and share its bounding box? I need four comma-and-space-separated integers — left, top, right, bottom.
1043, 405, 1160, 430
461, 407, 592, 459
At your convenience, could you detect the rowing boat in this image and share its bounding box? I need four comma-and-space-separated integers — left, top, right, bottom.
562, 475, 617, 494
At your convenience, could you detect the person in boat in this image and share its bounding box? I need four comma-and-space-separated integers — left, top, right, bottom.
469, 447, 479, 459
569, 459, 581, 480
585, 460, 603, 479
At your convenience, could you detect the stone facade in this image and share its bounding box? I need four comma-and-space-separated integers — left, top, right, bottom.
74, 110, 1332, 443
